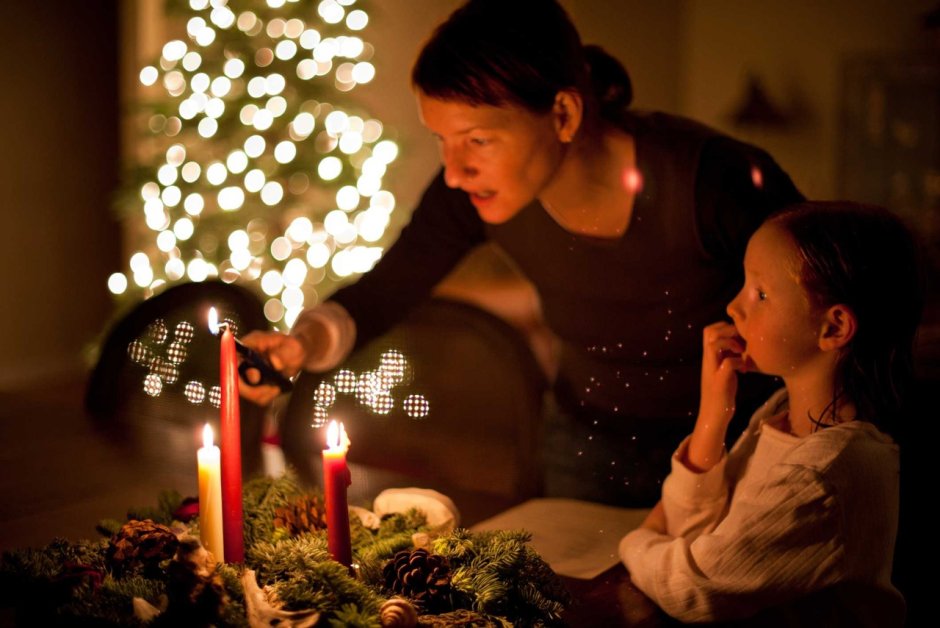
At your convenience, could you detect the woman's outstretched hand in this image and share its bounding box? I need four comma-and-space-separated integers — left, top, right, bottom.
238, 331, 306, 406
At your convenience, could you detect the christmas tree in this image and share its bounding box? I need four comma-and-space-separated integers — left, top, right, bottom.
110, 0, 399, 330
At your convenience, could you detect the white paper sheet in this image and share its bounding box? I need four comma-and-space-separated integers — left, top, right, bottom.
471, 498, 649, 580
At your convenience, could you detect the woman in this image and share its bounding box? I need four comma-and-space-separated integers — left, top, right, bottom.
243, 0, 803, 506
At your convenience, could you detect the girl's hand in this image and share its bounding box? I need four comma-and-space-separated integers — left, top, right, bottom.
681, 322, 748, 473
699, 321, 747, 429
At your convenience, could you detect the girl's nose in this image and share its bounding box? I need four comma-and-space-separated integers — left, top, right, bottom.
726, 290, 744, 323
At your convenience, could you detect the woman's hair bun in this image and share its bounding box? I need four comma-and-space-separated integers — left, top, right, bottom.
584, 44, 633, 115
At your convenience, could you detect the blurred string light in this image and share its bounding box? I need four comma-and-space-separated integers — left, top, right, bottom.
310, 348, 431, 426
129, 317, 430, 423
113, 0, 397, 323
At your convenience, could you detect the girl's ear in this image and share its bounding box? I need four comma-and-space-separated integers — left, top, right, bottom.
553, 89, 583, 144
818, 304, 857, 352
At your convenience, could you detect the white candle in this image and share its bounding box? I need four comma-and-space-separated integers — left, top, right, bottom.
198, 423, 224, 562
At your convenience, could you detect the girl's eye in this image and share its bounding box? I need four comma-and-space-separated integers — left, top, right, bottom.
469, 137, 489, 146
757, 290, 767, 301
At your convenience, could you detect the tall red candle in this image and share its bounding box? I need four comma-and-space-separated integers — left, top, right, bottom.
210, 307, 244, 563
323, 420, 352, 567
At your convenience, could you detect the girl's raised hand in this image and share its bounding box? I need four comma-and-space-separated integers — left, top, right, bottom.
699, 321, 748, 430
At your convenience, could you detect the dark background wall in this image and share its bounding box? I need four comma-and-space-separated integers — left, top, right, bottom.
0, 1, 121, 388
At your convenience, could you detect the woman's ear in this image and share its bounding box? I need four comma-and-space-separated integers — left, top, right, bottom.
553, 89, 583, 143
818, 304, 857, 352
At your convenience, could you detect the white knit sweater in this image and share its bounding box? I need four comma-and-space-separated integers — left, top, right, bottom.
619, 389, 904, 625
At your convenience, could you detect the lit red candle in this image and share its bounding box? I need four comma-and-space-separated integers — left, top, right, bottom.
323, 420, 352, 567
209, 307, 244, 563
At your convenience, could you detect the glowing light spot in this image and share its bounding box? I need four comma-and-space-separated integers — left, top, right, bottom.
373, 140, 398, 164
208, 386, 221, 408
166, 258, 185, 280
210, 76, 231, 98
404, 394, 431, 419
224, 58, 245, 79
157, 231, 177, 252
318, 0, 344, 24
275, 40, 298, 60
210, 6, 235, 29
264, 298, 285, 322
346, 9, 368, 30
130, 252, 151, 273
157, 164, 178, 186
144, 373, 163, 397
253, 109, 274, 131
261, 270, 283, 295
140, 66, 158, 86
191, 72, 210, 93
286, 216, 313, 242
271, 236, 292, 260
206, 162, 228, 185
184, 193, 204, 216
334, 369, 357, 393
311, 405, 329, 428
226, 150, 249, 174
166, 341, 188, 365
227, 232, 249, 255
181, 162, 201, 183
108, 273, 128, 295
218, 186, 245, 211
174, 321, 195, 344
274, 141, 297, 164
195, 26, 216, 47
198, 118, 218, 138
352, 62, 375, 84
187, 16, 206, 38
261, 181, 284, 205
127, 340, 152, 365
266, 96, 287, 117
622, 167, 643, 193
318, 156, 342, 180
314, 382, 336, 407
244, 135, 265, 158
148, 319, 169, 344
182, 51, 202, 72
205, 97, 225, 118
336, 186, 360, 211
282, 258, 308, 288
185, 381, 206, 404
244, 169, 266, 192
356, 174, 381, 197
307, 242, 331, 268
161, 186, 181, 207
281, 286, 304, 309
141, 182, 160, 200
325, 111, 349, 136
162, 40, 187, 62
265, 73, 286, 96
187, 258, 209, 282
300, 29, 321, 50
750, 165, 764, 189
230, 248, 252, 270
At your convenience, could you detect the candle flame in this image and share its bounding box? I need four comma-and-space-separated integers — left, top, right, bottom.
208, 307, 220, 335
325, 420, 349, 451
203, 423, 214, 449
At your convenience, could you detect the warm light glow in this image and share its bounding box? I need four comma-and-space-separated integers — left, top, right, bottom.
318, 156, 342, 180
208, 306, 220, 335
325, 420, 349, 451
203, 423, 215, 449
108, 273, 128, 294
140, 66, 158, 86
346, 10, 368, 30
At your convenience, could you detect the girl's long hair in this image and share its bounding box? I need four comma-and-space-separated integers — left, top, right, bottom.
770, 202, 924, 437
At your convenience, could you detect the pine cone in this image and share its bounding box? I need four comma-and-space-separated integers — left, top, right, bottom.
382, 549, 453, 614
107, 519, 179, 576
273, 495, 328, 537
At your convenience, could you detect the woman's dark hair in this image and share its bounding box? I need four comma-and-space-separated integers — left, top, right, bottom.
411, 0, 632, 121
769, 201, 924, 437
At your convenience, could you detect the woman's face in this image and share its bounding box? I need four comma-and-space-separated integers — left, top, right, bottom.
417, 92, 566, 224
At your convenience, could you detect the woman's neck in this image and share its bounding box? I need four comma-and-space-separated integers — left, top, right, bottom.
538, 127, 636, 238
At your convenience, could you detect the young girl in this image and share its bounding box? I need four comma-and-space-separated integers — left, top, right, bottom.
619, 202, 920, 625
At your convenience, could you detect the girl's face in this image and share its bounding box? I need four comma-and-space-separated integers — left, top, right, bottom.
417, 92, 566, 224
726, 224, 824, 377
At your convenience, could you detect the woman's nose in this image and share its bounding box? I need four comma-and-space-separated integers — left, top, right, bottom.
442, 147, 473, 188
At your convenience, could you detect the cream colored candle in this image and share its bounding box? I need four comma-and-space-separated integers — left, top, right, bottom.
198, 423, 224, 562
